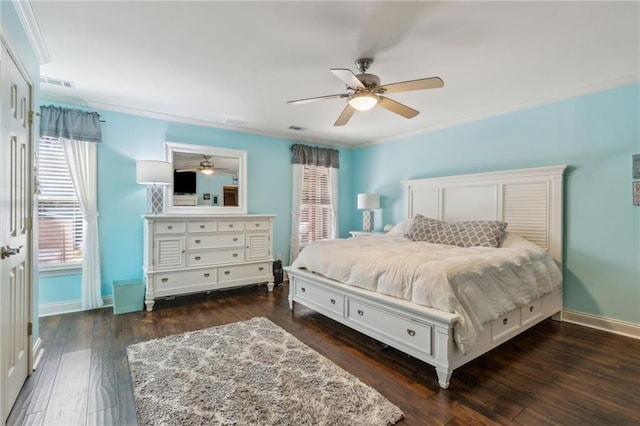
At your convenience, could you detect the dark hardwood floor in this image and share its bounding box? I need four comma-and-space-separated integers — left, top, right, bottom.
7, 282, 640, 425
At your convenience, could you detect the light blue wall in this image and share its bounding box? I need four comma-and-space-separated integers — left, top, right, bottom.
352, 83, 640, 325
39, 106, 354, 303
2, 2, 43, 343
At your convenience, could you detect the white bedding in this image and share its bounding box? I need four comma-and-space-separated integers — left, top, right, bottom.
290, 232, 562, 353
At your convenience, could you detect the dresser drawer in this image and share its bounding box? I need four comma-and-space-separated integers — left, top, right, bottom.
187, 221, 217, 233
217, 220, 245, 232
245, 219, 270, 231
154, 221, 186, 234
188, 233, 244, 249
296, 283, 344, 317
153, 268, 217, 291
187, 248, 244, 266
491, 309, 520, 342
521, 299, 542, 326
346, 298, 432, 356
218, 262, 270, 284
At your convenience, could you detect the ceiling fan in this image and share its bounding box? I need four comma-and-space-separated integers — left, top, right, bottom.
176, 155, 228, 176
287, 58, 444, 126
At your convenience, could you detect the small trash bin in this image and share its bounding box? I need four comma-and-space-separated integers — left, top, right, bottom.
112, 278, 145, 314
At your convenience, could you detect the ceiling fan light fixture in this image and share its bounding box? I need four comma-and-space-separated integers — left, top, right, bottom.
348, 92, 378, 111
200, 168, 214, 176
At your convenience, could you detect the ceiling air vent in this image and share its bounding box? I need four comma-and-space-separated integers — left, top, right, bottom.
223, 118, 248, 127
288, 125, 306, 131
40, 76, 75, 88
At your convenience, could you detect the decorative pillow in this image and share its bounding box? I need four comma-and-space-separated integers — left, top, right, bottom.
386, 219, 413, 236
406, 214, 508, 248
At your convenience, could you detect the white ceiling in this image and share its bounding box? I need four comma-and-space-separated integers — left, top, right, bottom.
32, 1, 639, 148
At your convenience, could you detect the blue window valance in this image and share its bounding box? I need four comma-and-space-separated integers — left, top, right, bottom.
40, 105, 103, 143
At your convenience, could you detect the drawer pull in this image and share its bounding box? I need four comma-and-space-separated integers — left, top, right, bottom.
200, 225, 205, 229
233, 253, 238, 257
195, 239, 201, 244
233, 238, 238, 242
407, 329, 416, 337
195, 256, 201, 261
529, 306, 534, 313
357, 309, 364, 316
301, 287, 306, 293
503, 318, 508, 325
258, 267, 264, 271
224, 271, 230, 275
255, 223, 260, 227
330, 299, 336, 305
167, 225, 173, 230
161, 278, 168, 282
204, 273, 210, 278
228, 224, 234, 228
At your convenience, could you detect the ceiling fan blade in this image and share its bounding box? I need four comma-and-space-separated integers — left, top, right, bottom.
176, 167, 199, 173
379, 77, 444, 94
287, 94, 348, 105
334, 104, 356, 127
330, 69, 365, 89
378, 96, 420, 119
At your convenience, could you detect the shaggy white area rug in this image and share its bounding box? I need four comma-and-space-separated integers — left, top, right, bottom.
127, 317, 404, 425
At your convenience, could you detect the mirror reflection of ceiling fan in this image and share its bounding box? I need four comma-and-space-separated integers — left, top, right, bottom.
176, 155, 229, 176
287, 58, 444, 126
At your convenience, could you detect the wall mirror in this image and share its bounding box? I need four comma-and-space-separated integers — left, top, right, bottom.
164, 141, 247, 215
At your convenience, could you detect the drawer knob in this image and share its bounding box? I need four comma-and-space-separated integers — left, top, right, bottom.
233, 238, 238, 242
195, 256, 201, 261
330, 299, 336, 305
301, 287, 306, 293
161, 278, 168, 282
255, 223, 260, 227
167, 225, 173, 230
200, 225, 205, 229
224, 271, 230, 275
195, 239, 201, 244
258, 267, 264, 271
407, 329, 416, 337
228, 224, 234, 228
204, 273, 210, 278
233, 253, 238, 257
503, 318, 508, 325
529, 306, 534, 313
357, 309, 364, 316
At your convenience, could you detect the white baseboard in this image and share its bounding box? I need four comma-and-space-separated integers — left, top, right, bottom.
563, 309, 640, 340
32, 337, 44, 370
39, 296, 113, 317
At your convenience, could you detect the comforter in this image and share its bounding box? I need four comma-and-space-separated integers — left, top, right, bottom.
291, 232, 562, 353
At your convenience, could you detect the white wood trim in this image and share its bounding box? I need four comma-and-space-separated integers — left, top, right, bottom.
563, 309, 640, 340
39, 296, 113, 317
10, 0, 51, 64
31, 338, 43, 370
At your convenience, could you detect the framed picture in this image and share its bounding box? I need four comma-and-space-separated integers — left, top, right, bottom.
203, 193, 211, 201
212, 194, 219, 206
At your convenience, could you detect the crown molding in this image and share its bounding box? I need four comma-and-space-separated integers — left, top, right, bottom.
11, 0, 51, 64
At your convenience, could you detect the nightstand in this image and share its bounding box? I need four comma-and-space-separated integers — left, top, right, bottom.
349, 231, 385, 238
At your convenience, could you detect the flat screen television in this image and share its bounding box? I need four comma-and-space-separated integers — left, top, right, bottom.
173, 171, 196, 194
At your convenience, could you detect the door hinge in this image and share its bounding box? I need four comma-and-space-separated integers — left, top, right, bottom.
27, 321, 33, 336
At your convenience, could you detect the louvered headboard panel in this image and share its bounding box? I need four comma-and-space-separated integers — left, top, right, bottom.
402, 165, 566, 264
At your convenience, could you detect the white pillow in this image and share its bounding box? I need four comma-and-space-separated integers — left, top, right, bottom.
386, 219, 413, 236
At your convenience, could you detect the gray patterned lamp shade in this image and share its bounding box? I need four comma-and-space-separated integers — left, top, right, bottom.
136, 160, 173, 214
357, 193, 380, 232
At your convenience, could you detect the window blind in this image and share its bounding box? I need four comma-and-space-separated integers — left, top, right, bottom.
299, 165, 333, 248
37, 138, 83, 265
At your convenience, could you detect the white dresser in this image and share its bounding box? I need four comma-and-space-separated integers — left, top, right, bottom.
142, 214, 275, 311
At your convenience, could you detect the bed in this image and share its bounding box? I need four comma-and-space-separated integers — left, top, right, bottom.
284, 165, 566, 389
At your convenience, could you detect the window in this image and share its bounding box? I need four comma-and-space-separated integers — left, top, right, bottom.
298, 165, 333, 249
37, 137, 83, 267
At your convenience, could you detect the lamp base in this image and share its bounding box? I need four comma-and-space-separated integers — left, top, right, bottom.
362, 210, 374, 232
147, 186, 164, 214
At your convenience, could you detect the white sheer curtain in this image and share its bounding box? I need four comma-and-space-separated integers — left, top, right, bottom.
289, 164, 304, 264
61, 139, 103, 309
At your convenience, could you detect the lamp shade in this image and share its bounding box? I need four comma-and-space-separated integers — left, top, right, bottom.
136, 160, 172, 185
357, 193, 379, 210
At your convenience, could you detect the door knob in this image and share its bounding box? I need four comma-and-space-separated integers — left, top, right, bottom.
1, 245, 23, 259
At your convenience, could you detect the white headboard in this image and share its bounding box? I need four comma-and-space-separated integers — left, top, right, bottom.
401, 165, 566, 264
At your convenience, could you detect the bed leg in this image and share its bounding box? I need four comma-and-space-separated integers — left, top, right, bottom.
435, 368, 452, 389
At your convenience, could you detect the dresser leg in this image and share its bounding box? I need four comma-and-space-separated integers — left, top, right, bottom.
145, 300, 155, 312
